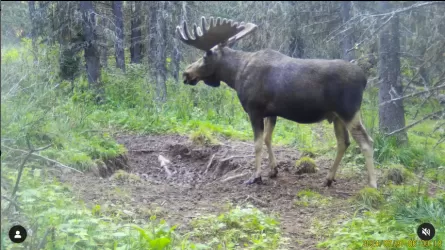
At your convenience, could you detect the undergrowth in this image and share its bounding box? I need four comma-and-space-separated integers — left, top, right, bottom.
318, 185, 445, 250
2, 37, 445, 250
0, 167, 199, 250
1, 166, 285, 250
190, 204, 286, 249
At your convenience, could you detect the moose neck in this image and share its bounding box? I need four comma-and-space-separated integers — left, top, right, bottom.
215, 47, 251, 90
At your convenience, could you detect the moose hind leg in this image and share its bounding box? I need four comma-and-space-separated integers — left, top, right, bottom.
325, 117, 350, 187
264, 116, 278, 178
346, 112, 377, 188
244, 114, 264, 185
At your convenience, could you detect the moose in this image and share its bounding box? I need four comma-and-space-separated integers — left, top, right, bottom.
176, 17, 377, 188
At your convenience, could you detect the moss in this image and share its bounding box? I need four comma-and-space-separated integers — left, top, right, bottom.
355, 187, 384, 209
382, 164, 414, 185
294, 189, 331, 207
294, 156, 318, 174
110, 170, 141, 183
190, 127, 219, 146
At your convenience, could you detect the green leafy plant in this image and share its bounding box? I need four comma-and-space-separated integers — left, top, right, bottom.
190, 205, 285, 249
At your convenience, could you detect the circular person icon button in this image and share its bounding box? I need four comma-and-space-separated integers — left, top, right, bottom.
417, 222, 435, 241
9, 225, 27, 243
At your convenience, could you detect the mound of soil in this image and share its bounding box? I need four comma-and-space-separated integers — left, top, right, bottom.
63, 134, 368, 249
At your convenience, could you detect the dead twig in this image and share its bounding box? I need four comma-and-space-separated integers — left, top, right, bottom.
245, 195, 268, 207
380, 84, 445, 106
386, 109, 444, 136
130, 149, 169, 153
221, 155, 255, 162
158, 155, 172, 178
217, 164, 243, 181
220, 172, 249, 183
1, 195, 21, 212
203, 154, 216, 174
2, 144, 82, 173
415, 174, 445, 192
10, 140, 53, 198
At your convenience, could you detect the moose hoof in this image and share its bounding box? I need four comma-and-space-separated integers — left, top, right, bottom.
244, 176, 263, 185
268, 168, 278, 179
324, 179, 336, 187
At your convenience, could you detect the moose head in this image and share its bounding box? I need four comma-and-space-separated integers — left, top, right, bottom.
176, 17, 257, 88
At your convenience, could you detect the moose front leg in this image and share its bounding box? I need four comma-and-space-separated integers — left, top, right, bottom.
264, 116, 278, 178
245, 114, 265, 185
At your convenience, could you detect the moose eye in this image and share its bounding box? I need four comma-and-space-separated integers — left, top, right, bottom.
205, 50, 213, 57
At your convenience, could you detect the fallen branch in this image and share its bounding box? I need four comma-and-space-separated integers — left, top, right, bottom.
245, 195, 268, 207
220, 172, 249, 183
217, 164, 243, 181
158, 155, 172, 178
203, 154, 216, 174
130, 149, 169, 153
221, 155, 255, 162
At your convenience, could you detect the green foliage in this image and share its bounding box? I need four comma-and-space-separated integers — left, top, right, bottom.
1, 44, 126, 172
59, 45, 81, 81
295, 157, 316, 168
294, 157, 318, 174
294, 190, 331, 207
190, 127, 219, 146
190, 205, 285, 249
320, 184, 445, 250
354, 187, 384, 209
2, 31, 445, 250
382, 164, 415, 185
110, 170, 141, 183
371, 133, 445, 170
0, 167, 200, 250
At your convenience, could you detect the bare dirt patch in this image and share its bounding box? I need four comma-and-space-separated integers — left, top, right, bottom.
63, 134, 369, 249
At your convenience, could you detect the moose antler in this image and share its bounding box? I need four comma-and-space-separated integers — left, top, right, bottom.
176, 16, 258, 51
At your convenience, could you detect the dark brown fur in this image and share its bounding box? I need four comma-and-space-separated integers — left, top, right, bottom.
182, 38, 377, 188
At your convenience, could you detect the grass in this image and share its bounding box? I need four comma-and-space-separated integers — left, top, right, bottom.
317, 182, 445, 250
354, 187, 385, 209
2, 38, 445, 250
189, 204, 286, 249
0, 167, 197, 249
294, 190, 332, 208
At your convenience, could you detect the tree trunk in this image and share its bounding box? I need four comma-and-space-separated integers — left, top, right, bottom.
340, 1, 355, 62
154, 1, 168, 102
130, 1, 143, 64
79, 1, 103, 104
378, 1, 408, 144
289, 31, 304, 58
147, 1, 158, 68
28, 1, 38, 63
100, 17, 108, 68
112, 1, 125, 72
288, 2, 304, 58
97, 3, 108, 69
